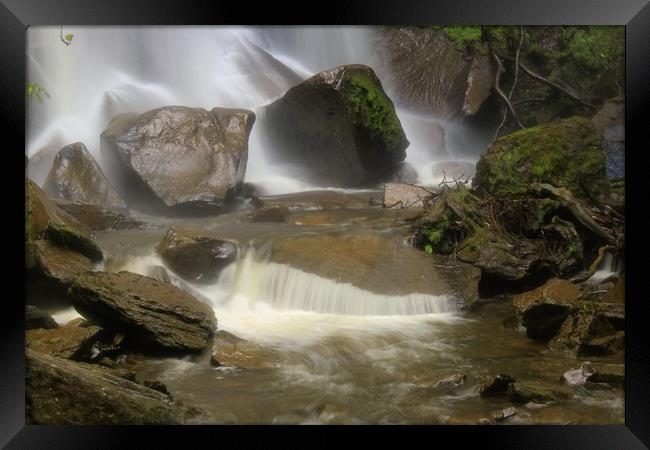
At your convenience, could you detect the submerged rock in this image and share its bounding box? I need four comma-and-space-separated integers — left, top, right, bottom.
507, 382, 573, 405
263, 64, 409, 187
43, 142, 127, 212
25, 179, 103, 263
491, 406, 517, 423
26, 348, 185, 424
512, 279, 581, 340
55, 200, 143, 231
271, 231, 479, 306
474, 116, 610, 201
250, 206, 291, 223
69, 271, 217, 353
100, 106, 255, 213
210, 330, 282, 369
155, 226, 237, 283
25, 305, 59, 330
432, 372, 466, 389
26, 318, 102, 359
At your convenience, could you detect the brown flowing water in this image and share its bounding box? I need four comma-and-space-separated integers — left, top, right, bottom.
53, 190, 624, 425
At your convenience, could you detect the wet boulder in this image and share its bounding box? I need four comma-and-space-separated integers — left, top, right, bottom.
512, 279, 581, 340
480, 374, 516, 397
155, 226, 237, 283
263, 64, 409, 187
69, 271, 217, 353
25, 179, 103, 263
43, 142, 127, 212
210, 330, 282, 369
26, 305, 59, 330
100, 106, 255, 213
25, 240, 94, 308
250, 206, 291, 223
474, 116, 610, 201
548, 302, 624, 356
26, 348, 185, 424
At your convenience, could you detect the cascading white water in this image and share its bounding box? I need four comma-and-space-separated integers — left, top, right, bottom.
27, 26, 482, 194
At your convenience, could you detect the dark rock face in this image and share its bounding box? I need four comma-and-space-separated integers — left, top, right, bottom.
43, 142, 127, 212
69, 271, 217, 353
474, 116, 610, 201
26, 305, 59, 330
25, 179, 103, 263
592, 98, 624, 180
548, 302, 624, 356
480, 374, 516, 397
263, 65, 409, 187
155, 227, 237, 283
373, 27, 494, 118
100, 106, 255, 213
512, 279, 581, 340
26, 348, 184, 424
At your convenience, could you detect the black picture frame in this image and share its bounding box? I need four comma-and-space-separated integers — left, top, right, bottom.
3, 0, 648, 447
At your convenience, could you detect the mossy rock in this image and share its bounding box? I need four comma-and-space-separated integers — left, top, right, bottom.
474, 116, 609, 200
263, 64, 409, 187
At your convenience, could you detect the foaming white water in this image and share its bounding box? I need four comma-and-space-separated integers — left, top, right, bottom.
51, 307, 82, 325
27, 26, 486, 194
588, 251, 622, 283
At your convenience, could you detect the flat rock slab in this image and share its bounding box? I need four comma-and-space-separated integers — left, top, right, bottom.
26, 348, 184, 424
69, 271, 217, 353
26, 319, 102, 359
383, 183, 432, 209
508, 381, 573, 405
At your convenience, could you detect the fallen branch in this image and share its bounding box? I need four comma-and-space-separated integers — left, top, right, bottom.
492, 52, 524, 130
501, 55, 596, 110
494, 26, 525, 138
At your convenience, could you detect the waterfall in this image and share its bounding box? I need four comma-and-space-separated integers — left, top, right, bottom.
27, 26, 485, 194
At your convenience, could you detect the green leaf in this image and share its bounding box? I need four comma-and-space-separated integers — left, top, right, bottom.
424, 244, 433, 254
64, 33, 74, 43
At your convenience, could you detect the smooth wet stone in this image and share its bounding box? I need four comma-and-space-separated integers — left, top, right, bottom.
210, 330, 281, 369
155, 226, 237, 284
55, 200, 141, 231
101, 106, 255, 213
69, 271, 217, 353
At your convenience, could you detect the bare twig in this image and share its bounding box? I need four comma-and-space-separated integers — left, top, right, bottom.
493, 26, 525, 139
60, 26, 71, 46
492, 52, 524, 130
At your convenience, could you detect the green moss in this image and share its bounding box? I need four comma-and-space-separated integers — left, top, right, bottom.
342, 73, 405, 152
474, 116, 609, 199
432, 26, 483, 52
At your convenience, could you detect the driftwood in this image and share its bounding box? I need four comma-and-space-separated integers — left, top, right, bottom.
500, 55, 596, 110
531, 183, 619, 246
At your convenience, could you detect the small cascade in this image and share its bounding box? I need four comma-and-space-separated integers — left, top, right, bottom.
227, 248, 459, 316
588, 249, 623, 283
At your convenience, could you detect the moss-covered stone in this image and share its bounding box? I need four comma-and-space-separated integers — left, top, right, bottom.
474, 116, 609, 200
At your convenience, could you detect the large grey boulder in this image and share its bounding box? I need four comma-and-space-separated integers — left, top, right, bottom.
100, 106, 255, 213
